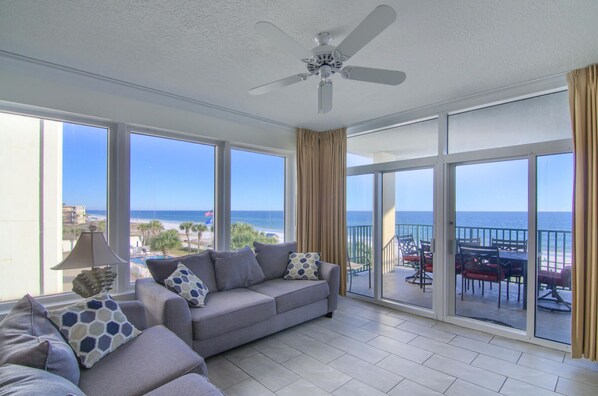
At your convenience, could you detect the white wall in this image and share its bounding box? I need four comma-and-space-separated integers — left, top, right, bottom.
0, 54, 295, 151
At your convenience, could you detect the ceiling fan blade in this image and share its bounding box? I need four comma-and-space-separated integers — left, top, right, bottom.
336, 5, 397, 60
318, 80, 333, 114
341, 66, 406, 85
255, 21, 312, 60
249, 74, 309, 95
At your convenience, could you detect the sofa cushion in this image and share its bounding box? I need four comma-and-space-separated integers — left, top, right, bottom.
249, 279, 330, 314
146, 250, 217, 292
0, 294, 80, 385
254, 241, 298, 280
211, 247, 265, 291
0, 364, 84, 396
191, 289, 276, 340
165, 263, 209, 307
78, 325, 205, 396
47, 293, 141, 368
144, 373, 224, 396
284, 252, 320, 280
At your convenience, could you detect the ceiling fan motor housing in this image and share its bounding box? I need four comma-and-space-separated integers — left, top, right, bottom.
306, 45, 343, 79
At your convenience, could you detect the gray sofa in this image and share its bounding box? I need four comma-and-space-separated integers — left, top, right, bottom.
136, 242, 340, 358
0, 298, 223, 396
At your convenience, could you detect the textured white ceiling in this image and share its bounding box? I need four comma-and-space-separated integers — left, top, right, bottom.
1, 0, 598, 132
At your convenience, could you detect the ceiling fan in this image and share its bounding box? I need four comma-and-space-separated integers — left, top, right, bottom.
249, 4, 406, 115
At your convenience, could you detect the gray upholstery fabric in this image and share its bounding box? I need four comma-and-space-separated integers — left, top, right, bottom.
0, 295, 80, 385
253, 241, 298, 280
211, 247, 265, 291
249, 279, 329, 313
146, 250, 217, 292
136, 278, 193, 346
194, 299, 328, 358
118, 300, 148, 330
78, 325, 205, 396
0, 364, 85, 396
319, 261, 340, 313
191, 289, 275, 340
144, 374, 224, 396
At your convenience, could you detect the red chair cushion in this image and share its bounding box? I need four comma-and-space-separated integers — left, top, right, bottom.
403, 255, 420, 262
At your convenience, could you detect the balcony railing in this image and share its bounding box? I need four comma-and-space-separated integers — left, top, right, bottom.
347, 224, 572, 273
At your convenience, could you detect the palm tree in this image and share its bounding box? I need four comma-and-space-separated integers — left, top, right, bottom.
192, 223, 208, 252
138, 223, 151, 245
150, 230, 181, 257
148, 220, 164, 238
179, 221, 194, 252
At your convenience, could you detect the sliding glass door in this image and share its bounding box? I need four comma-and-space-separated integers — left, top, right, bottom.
535, 153, 573, 344
382, 168, 434, 309
453, 159, 528, 330
346, 174, 374, 298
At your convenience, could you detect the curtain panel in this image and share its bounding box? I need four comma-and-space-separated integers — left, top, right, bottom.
296, 128, 347, 295
568, 64, 598, 361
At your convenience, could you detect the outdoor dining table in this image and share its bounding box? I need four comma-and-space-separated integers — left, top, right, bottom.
499, 250, 528, 308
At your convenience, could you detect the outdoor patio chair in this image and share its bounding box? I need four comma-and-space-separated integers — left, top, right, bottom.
492, 238, 527, 301
398, 234, 420, 267
420, 240, 434, 292
398, 234, 422, 283
346, 251, 372, 292
460, 245, 510, 308
537, 266, 572, 312
456, 238, 481, 290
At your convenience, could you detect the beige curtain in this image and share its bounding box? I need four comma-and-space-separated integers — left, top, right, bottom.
296, 128, 347, 295
568, 64, 598, 361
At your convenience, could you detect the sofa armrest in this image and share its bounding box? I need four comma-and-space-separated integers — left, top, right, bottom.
319, 261, 340, 313
118, 300, 148, 330
135, 278, 193, 346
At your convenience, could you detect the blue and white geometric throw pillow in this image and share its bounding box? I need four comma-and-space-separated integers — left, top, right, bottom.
284, 252, 320, 280
47, 292, 141, 368
164, 263, 209, 307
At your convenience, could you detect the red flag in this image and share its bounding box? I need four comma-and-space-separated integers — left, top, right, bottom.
204, 210, 213, 217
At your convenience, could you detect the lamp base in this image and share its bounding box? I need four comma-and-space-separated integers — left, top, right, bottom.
72, 267, 117, 298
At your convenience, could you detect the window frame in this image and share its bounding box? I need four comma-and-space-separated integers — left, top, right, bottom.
0, 105, 295, 314
346, 89, 574, 352
0, 106, 114, 311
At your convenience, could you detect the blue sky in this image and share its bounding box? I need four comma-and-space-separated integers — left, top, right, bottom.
346, 154, 573, 212
63, 126, 285, 211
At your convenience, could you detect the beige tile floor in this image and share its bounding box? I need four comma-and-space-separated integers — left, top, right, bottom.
206, 296, 598, 396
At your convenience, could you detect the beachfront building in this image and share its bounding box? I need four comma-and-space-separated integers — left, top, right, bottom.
1, 2, 598, 393
0, 115, 64, 301
62, 204, 86, 225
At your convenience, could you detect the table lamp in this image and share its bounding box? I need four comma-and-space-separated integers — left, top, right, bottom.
52, 224, 127, 298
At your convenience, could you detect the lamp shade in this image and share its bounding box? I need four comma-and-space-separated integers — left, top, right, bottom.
52, 231, 127, 270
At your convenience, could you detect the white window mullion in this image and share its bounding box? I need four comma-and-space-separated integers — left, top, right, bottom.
109, 123, 131, 293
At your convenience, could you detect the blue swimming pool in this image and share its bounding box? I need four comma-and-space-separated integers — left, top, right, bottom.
130, 255, 171, 265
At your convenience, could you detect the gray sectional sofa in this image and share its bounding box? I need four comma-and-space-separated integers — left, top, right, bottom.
0, 297, 223, 396
137, 242, 340, 358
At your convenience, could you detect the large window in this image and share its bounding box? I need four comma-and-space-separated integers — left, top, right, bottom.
129, 133, 215, 282
230, 149, 285, 249
0, 112, 107, 301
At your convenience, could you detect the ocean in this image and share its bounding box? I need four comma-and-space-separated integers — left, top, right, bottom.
86, 210, 572, 233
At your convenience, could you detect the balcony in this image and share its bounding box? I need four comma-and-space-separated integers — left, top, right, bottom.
347, 224, 572, 344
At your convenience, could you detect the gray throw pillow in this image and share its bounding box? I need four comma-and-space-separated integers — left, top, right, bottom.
0, 364, 85, 396
146, 250, 217, 292
253, 241, 298, 280
211, 247, 266, 291
0, 295, 80, 385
